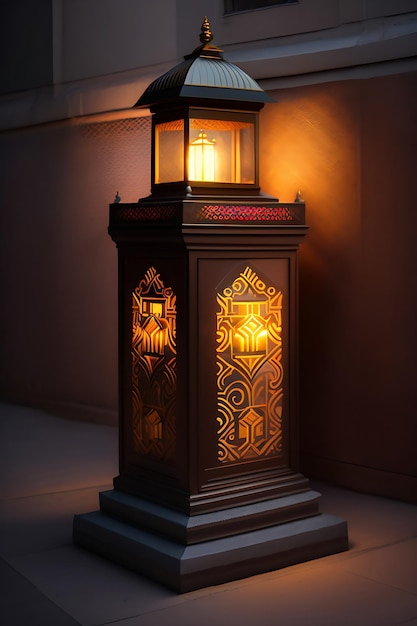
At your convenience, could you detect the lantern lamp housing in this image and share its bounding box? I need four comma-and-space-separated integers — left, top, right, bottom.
134, 17, 273, 198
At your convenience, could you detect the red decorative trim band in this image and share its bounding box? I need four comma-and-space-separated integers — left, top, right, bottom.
199, 205, 295, 221
112, 204, 178, 223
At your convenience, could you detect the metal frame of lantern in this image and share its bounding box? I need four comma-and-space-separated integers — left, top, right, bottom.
74, 17, 348, 593
138, 17, 269, 200
150, 107, 262, 197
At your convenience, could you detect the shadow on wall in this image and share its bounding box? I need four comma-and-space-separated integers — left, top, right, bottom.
0, 116, 152, 424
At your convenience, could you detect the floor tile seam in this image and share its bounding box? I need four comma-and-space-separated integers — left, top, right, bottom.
2, 550, 204, 612
0, 556, 83, 624
2, 541, 76, 563
0, 483, 114, 502
279, 535, 417, 568
311, 461, 417, 484
360, 533, 417, 552
178, 558, 335, 600
343, 568, 417, 597
87, 599, 190, 626
395, 615, 417, 625
178, 567, 307, 601
316, 534, 417, 565
228, 548, 383, 582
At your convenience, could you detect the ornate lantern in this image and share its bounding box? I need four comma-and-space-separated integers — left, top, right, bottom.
74, 17, 348, 593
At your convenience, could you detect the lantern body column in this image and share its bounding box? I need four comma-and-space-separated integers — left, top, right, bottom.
73, 200, 348, 592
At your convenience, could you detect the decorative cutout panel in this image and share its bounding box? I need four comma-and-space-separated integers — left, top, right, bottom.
217, 266, 283, 463
111, 203, 179, 223
199, 204, 298, 222
132, 267, 176, 461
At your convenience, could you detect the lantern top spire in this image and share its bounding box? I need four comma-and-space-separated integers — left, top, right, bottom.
200, 16, 213, 45
186, 15, 224, 60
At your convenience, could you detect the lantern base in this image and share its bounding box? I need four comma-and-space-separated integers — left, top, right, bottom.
73, 489, 348, 593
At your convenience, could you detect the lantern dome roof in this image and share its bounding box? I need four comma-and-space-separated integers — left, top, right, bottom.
134, 17, 272, 109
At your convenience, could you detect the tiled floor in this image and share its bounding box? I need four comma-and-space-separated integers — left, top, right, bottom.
1, 402, 416, 626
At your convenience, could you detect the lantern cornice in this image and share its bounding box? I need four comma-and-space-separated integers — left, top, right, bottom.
134, 17, 272, 110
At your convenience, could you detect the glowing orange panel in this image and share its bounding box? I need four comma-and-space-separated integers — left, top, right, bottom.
154, 119, 184, 184
131, 267, 176, 461
216, 266, 283, 463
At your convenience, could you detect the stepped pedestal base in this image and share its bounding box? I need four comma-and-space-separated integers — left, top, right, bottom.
73, 489, 348, 593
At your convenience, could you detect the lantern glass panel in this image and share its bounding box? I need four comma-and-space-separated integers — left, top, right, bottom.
155, 119, 184, 183
189, 118, 255, 184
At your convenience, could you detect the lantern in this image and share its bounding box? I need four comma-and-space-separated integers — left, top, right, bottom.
74, 17, 348, 593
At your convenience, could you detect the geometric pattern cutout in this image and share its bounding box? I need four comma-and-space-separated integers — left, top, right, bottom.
199, 204, 299, 222
132, 267, 176, 461
111, 203, 179, 223
216, 265, 283, 463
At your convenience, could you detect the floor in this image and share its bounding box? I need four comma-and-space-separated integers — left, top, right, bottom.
0, 402, 416, 626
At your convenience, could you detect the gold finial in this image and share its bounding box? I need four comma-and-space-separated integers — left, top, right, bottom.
185, 16, 222, 59
200, 16, 213, 44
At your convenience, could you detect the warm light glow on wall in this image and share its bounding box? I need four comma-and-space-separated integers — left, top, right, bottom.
260, 90, 359, 221
189, 131, 216, 181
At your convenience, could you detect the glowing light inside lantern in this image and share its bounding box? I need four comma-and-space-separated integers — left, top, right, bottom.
189, 131, 216, 181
